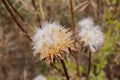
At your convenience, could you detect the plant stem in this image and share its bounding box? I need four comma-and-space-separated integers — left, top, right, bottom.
6, 0, 35, 32
32, 0, 41, 27
69, 0, 76, 32
71, 51, 80, 77
1, 0, 31, 41
60, 60, 69, 80
114, 0, 119, 14
87, 51, 92, 80
75, 53, 80, 76
39, 0, 45, 20
7, 0, 25, 21
70, 0, 80, 77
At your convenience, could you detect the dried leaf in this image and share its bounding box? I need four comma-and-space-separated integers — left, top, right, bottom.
90, 1, 97, 9
79, 4, 88, 12
74, 1, 88, 11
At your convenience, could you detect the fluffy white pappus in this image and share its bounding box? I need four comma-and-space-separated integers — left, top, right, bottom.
77, 18, 105, 52
78, 17, 94, 30
33, 75, 47, 80
32, 21, 74, 61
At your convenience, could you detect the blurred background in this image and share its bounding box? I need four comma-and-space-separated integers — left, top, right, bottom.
0, 0, 120, 80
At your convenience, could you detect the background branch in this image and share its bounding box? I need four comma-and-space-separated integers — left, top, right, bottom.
32, 0, 41, 27
1, 0, 31, 41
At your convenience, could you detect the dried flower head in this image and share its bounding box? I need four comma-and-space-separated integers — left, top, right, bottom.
77, 18, 105, 52
78, 17, 94, 30
32, 22, 74, 64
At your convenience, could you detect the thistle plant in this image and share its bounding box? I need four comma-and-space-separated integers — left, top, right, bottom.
76, 17, 105, 80
1, 0, 107, 80
32, 21, 75, 80
32, 22, 74, 64
77, 18, 105, 52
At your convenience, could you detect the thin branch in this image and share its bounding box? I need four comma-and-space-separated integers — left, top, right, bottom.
75, 53, 80, 76
6, 0, 35, 32
7, 0, 25, 21
1, 0, 31, 41
39, 0, 45, 20
60, 60, 69, 80
32, 0, 41, 27
70, 50, 80, 77
115, 0, 119, 7
70, 0, 76, 32
69, 0, 80, 77
115, 0, 119, 13
87, 51, 92, 80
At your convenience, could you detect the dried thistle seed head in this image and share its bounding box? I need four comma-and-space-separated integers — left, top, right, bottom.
32, 22, 74, 64
76, 18, 105, 52
76, 17, 94, 31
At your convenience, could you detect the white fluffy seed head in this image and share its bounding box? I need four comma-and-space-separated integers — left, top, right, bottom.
78, 17, 94, 29
77, 18, 105, 52
32, 22, 74, 63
